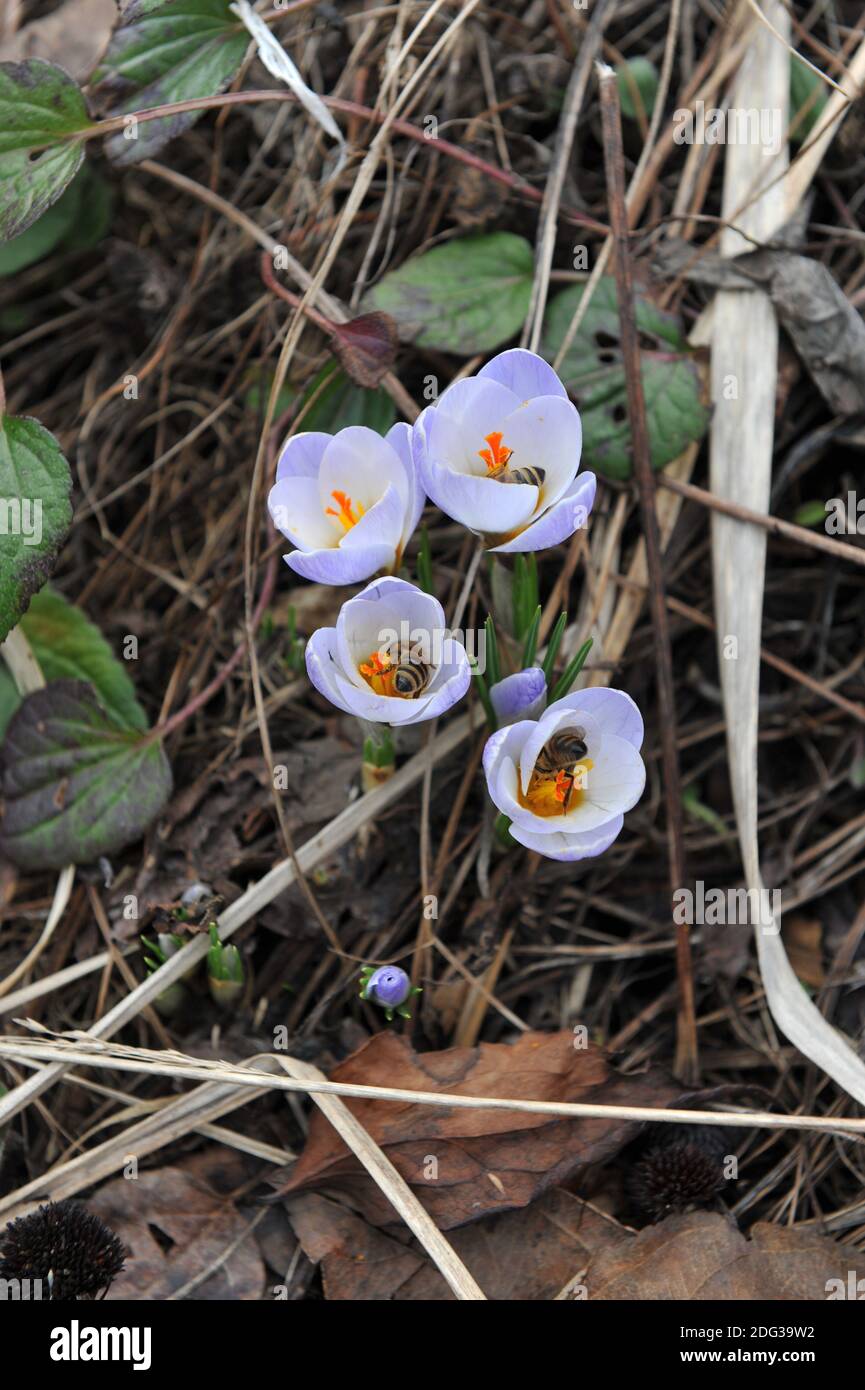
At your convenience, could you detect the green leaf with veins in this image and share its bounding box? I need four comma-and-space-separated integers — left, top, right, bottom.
91, 0, 250, 167
0, 679, 172, 870
541, 277, 710, 480
0, 414, 73, 645
0, 588, 148, 739
363, 233, 534, 354
0, 59, 94, 242
0, 163, 112, 277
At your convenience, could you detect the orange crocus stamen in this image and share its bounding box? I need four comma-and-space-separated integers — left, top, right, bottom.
359, 650, 395, 696
325, 489, 365, 532
554, 769, 572, 804
478, 431, 513, 474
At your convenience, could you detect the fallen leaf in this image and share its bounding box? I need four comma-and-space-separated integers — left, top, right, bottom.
783, 914, 825, 988
88, 1162, 264, 1300
272, 1030, 682, 1229
286, 1187, 628, 1300
0, 0, 116, 82
586, 1210, 865, 1300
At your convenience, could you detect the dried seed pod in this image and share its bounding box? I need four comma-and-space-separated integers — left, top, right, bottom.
0, 1200, 125, 1300
628, 1127, 729, 1222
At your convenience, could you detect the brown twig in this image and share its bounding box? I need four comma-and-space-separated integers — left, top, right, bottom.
597, 63, 698, 1084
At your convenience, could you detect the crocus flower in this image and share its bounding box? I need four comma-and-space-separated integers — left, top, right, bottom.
359, 964, 420, 1020
483, 687, 645, 861
305, 576, 470, 725
489, 667, 547, 725
411, 348, 595, 552
268, 422, 423, 584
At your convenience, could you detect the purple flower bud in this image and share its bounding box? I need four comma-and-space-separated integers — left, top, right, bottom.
364, 966, 411, 1008
489, 667, 547, 725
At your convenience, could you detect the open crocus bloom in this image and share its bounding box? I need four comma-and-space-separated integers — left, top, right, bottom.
483, 688, 645, 861
268, 422, 423, 584
305, 576, 471, 725
411, 348, 596, 552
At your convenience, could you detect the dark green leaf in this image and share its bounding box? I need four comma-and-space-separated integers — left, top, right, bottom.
617, 57, 658, 122
0, 164, 112, 277
549, 637, 593, 702
0, 60, 93, 241
542, 277, 710, 480
0, 679, 172, 870
790, 54, 827, 143
0, 414, 73, 645
92, 0, 249, 166
364, 233, 534, 354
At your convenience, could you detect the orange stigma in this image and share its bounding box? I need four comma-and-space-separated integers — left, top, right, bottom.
519, 758, 594, 818
478, 431, 513, 474
359, 650, 395, 696
326, 489, 365, 532
553, 769, 572, 804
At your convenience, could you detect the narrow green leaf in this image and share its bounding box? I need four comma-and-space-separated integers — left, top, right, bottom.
541, 610, 568, 684
0, 59, 93, 241
417, 524, 433, 594
484, 614, 501, 688
790, 54, 827, 143
549, 637, 593, 702
617, 57, 659, 121
364, 233, 534, 354
0, 414, 73, 645
0, 678, 172, 870
521, 605, 542, 669
92, 0, 250, 167
470, 657, 497, 731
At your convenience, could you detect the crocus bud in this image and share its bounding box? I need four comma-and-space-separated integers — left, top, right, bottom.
359, 964, 421, 1021
141, 931, 186, 1018
489, 667, 547, 725
207, 925, 245, 1009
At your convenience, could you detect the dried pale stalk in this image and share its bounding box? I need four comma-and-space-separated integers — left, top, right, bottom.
710, 4, 865, 1104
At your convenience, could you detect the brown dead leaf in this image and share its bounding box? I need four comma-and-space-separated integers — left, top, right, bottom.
783, 914, 825, 988
88, 1163, 265, 1300
286, 1187, 628, 1300
272, 1030, 682, 1229
587, 1210, 865, 1300
0, 0, 116, 83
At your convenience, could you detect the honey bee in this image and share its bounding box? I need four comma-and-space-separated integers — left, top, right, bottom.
533, 729, 590, 813
497, 463, 546, 488
392, 657, 432, 698
534, 729, 588, 776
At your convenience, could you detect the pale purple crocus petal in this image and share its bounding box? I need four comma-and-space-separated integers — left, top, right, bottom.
276, 431, 331, 481
481, 687, 645, 862
269, 475, 338, 550
305, 627, 357, 715
489, 471, 597, 554
417, 453, 537, 535
553, 686, 644, 750
386, 421, 425, 548
272, 425, 422, 586
482, 721, 532, 784
489, 668, 547, 725
338, 482, 405, 554
366, 966, 411, 1007
411, 349, 591, 552
509, 815, 625, 861
497, 395, 582, 508
433, 377, 520, 446
308, 577, 469, 726
477, 348, 569, 402
286, 540, 395, 585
